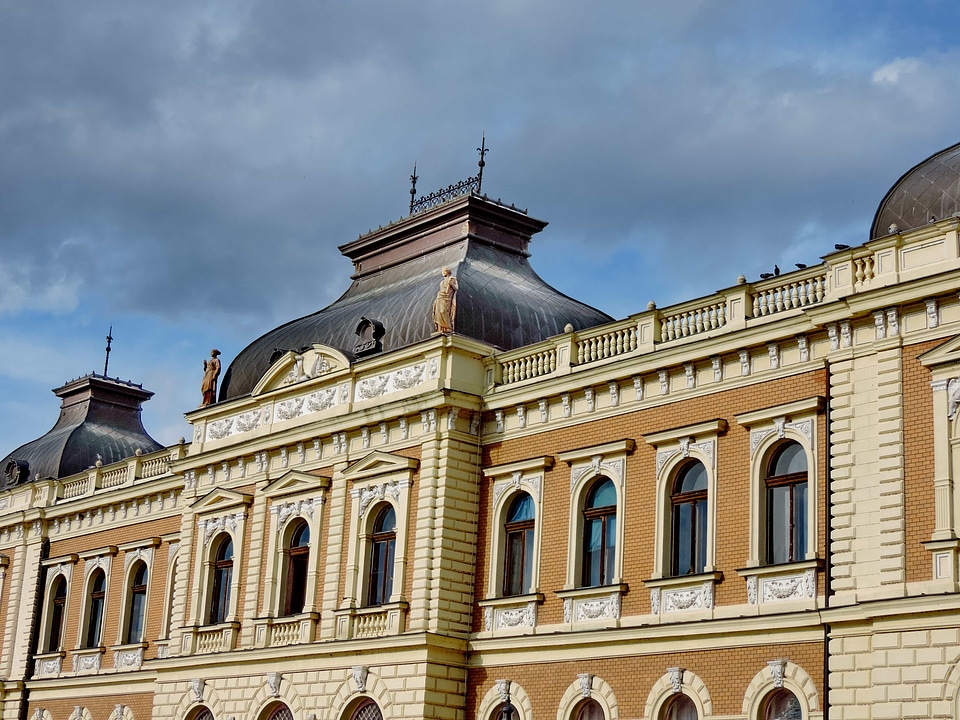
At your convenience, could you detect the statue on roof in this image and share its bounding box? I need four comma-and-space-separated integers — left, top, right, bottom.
432, 267, 458, 334
201, 349, 222, 407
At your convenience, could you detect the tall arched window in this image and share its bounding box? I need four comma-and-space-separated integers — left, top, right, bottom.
582, 478, 617, 587
283, 521, 310, 616
765, 442, 808, 564
46, 575, 67, 652
191, 708, 214, 720
663, 694, 697, 720
671, 461, 708, 576
761, 688, 801, 719
367, 505, 396, 606
209, 535, 234, 624
503, 492, 535, 596
265, 704, 294, 720
126, 562, 148, 643
84, 569, 106, 647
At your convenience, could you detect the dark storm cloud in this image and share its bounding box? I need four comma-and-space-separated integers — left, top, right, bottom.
2, 0, 960, 328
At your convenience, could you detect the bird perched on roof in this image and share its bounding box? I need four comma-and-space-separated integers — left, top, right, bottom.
774, 265, 780, 276
835, 244, 850, 250
796, 263, 807, 269
760, 272, 774, 280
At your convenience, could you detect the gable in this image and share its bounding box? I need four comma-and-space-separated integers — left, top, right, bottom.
252, 344, 351, 396
341, 451, 419, 482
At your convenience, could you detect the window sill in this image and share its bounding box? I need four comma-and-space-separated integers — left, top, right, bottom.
736, 561, 820, 607
643, 572, 722, 617
478, 593, 544, 633
70, 646, 105, 675
555, 584, 627, 627
252, 612, 319, 648
110, 642, 147, 671
33, 650, 65, 678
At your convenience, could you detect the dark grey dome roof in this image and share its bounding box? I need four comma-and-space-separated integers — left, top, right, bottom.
0, 374, 163, 487
219, 194, 613, 401
872, 141, 960, 239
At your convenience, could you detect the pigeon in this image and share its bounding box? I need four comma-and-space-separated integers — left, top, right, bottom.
760, 273, 774, 280
796, 263, 807, 269
774, 265, 780, 276
835, 244, 850, 250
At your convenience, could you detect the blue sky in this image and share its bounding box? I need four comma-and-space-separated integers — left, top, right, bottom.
2, 0, 960, 452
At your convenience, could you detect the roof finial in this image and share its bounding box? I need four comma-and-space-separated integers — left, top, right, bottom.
476, 134, 489, 193
409, 162, 419, 215
103, 325, 113, 377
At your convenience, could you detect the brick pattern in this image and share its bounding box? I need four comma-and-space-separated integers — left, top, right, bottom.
476, 371, 828, 629
902, 339, 941, 583
467, 641, 824, 719
34, 692, 153, 720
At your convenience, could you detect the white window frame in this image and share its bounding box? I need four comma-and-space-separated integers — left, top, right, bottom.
76, 548, 116, 650
115, 539, 159, 646
335, 451, 418, 638
38, 556, 77, 656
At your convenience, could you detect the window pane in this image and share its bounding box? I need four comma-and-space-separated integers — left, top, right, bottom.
587, 479, 616, 509
583, 518, 602, 586
664, 694, 697, 720
793, 481, 808, 560
772, 443, 807, 475
763, 689, 802, 720
768, 485, 790, 564
604, 514, 617, 584
673, 503, 692, 575
505, 532, 524, 596
694, 498, 707, 574
577, 699, 604, 720
375, 506, 396, 532
129, 590, 146, 642
678, 463, 707, 493
292, 522, 310, 547
507, 493, 534, 522
48, 578, 67, 652
523, 527, 534, 593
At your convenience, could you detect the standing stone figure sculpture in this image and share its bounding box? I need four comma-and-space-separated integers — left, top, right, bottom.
201, 349, 222, 407
432, 267, 458, 334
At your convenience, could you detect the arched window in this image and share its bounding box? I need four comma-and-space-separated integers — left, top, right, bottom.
367, 505, 396, 606
503, 493, 535, 596
761, 688, 801, 719
283, 521, 310, 616
663, 694, 697, 720
209, 535, 234, 624
46, 575, 67, 652
575, 699, 604, 720
191, 708, 214, 720
266, 704, 294, 720
671, 462, 708, 576
126, 562, 148, 643
765, 442, 808, 564
352, 700, 383, 720
84, 569, 106, 647
582, 478, 617, 587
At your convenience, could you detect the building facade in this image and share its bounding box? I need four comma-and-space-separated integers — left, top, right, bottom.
3, 143, 960, 720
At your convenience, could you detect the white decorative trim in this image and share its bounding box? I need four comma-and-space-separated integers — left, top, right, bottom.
797, 335, 809, 362
352, 665, 368, 693
739, 349, 750, 376
585, 388, 595, 412
874, 310, 887, 340
492, 601, 537, 630
353, 481, 406, 517
539, 399, 549, 423
767, 343, 779, 370
685, 363, 695, 389
517, 405, 526, 428
633, 376, 643, 401
886, 307, 899, 336
191, 678, 204, 703
124, 546, 154, 572
561, 394, 571, 418
355, 363, 425, 401
609, 382, 619, 407
659, 370, 669, 395
495, 410, 504, 433
578, 673, 593, 699
828, 323, 839, 351
496, 679, 511, 703
266, 671, 281, 697
767, 659, 787, 689
711, 357, 722, 383
272, 498, 318, 530
668, 667, 684, 693
199, 512, 245, 547
927, 298, 940, 328
840, 319, 852, 348
113, 647, 143, 670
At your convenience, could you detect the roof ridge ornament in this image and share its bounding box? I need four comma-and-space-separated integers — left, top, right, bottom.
103, 325, 113, 377
408, 135, 490, 216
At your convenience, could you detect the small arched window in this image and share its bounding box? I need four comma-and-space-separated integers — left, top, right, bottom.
503, 492, 535, 596
191, 708, 214, 720
126, 562, 148, 643
352, 700, 383, 720
582, 478, 617, 587
761, 688, 801, 719
671, 461, 708, 576
367, 505, 397, 606
765, 442, 808, 564
576, 699, 604, 720
266, 704, 294, 720
85, 569, 106, 647
209, 535, 234, 625
283, 521, 310, 616
46, 575, 67, 652
663, 694, 698, 720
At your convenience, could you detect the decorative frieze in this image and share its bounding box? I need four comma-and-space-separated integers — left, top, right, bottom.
739, 349, 750, 376
199, 512, 245, 546
113, 647, 143, 670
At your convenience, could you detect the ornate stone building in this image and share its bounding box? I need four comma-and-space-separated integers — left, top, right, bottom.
3, 142, 960, 720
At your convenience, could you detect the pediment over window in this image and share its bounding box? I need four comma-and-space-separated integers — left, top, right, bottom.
341, 451, 419, 482
262, 470, 331, 499
919, 334, 960, 369
252, 344, 351, 396
190, 487, 252, 513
